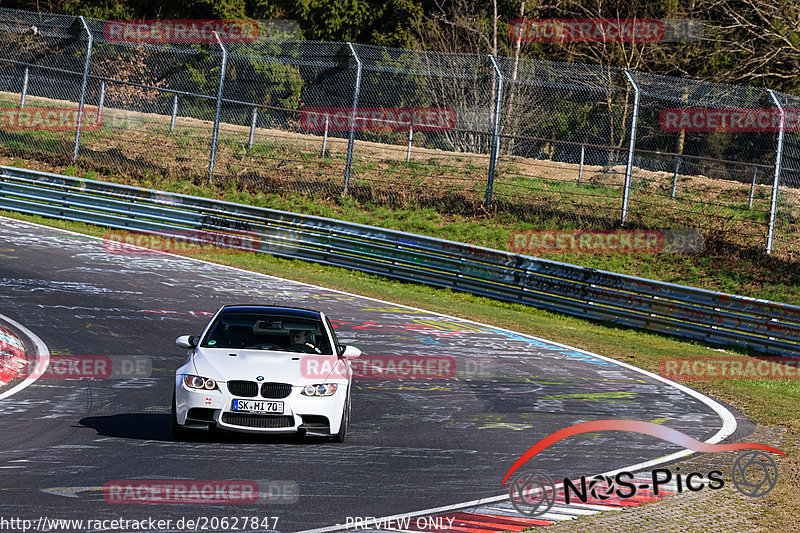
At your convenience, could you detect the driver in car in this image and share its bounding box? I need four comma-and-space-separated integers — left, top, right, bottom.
288, 330, 321, 353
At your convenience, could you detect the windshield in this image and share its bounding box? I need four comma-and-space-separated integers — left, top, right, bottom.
200, 312, 333, 355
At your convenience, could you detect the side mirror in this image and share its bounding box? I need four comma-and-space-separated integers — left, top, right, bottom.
338, 345, 361, 358
175, 335, 197, 349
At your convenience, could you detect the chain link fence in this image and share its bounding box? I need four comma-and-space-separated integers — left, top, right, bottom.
0, 6, 797, 256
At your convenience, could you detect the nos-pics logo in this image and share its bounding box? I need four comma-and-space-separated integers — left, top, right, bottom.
501, 420, 783, 517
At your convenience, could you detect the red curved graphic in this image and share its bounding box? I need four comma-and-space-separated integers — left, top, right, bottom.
501, 419, 785, 486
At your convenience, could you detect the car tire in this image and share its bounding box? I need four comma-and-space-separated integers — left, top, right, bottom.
171, 389, 193, 442
331, 389, 351, 443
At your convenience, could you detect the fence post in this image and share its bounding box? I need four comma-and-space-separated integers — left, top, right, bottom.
344, 42, 362, 196
766, 89, 785, 254
247, 106, 257, 152
73, 16, 93, 163
748, 165, 757, 210
19, 67, 29, 108
487, 55, 504, 207
406, 122, 413, 163
621, 69, 640, 224
169, 94, 179, 135
97, 81, 105, 121
208, 31, 228, 184
321, 115, 329, 157
577, 144, 585, 184
671, 155, 680, 198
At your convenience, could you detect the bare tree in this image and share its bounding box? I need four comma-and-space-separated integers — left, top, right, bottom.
413, 0, 498, 56
410, 0, 501, 152
697, 0, 800, 88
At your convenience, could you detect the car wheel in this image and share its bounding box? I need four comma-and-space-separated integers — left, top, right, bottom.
331, 389, 351, 443
171, 389, 193, 441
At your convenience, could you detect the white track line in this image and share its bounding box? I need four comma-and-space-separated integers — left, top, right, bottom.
0, 312, 50, 401
0, 215, 739, 530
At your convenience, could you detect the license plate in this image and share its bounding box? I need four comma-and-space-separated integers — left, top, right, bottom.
231, 399, 284, 414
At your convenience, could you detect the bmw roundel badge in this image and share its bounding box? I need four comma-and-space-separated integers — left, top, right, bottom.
256, 376, 264, 381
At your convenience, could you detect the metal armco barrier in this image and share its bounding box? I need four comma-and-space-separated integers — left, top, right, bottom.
1, 165, 799, 357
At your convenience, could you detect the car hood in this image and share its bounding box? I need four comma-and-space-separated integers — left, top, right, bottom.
191, 348, 344, 383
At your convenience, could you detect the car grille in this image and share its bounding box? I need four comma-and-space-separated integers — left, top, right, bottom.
227, 381, 258, 397
261, 383, 292, 399
221, 413, 294, 429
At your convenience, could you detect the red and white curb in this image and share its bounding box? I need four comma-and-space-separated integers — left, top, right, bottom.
0, 313, 49, 401
0, 325, 27, 385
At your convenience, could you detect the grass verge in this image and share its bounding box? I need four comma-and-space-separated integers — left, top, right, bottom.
2, 209, 798, 530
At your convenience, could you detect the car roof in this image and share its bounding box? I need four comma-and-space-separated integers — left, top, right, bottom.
219, 305, 323, 320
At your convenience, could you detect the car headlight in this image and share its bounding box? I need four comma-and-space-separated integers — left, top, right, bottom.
184, 375, 218, 390
301, 383, 338, 396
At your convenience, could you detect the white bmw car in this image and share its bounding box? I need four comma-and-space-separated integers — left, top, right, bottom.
172, 305, 361, 442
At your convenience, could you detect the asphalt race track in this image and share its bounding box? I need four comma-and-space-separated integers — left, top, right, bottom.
0, 216, 752, 531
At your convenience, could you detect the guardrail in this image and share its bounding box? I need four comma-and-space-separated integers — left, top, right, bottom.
1, 164, 799, 356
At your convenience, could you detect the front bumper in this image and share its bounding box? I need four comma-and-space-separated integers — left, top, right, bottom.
174, 376, 346, 436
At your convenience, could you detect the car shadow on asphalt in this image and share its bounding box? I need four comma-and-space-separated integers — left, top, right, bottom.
78, 414, 333, 445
